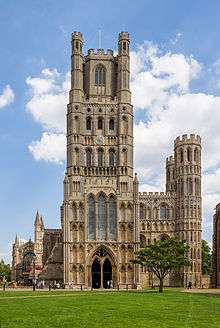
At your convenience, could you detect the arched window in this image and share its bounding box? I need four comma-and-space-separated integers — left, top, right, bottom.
139, 204, 145, 220
187, 178, 193, 195
98, 194, 106, 240
109, 196, 117, 240
109, 119, 114, 131
160, 205, 167, 219
167, 169, 170, 182
121, 116, 128, 134
187, 148, 192, 162
122, 148, 127, 166
74, 147, 79, 165
194, 148, 199, 162
98, 118, 103, 130
86, 117, 91, 130
109, 149, 115, 166
98, 148, 104, 167
180, 149, 184, 163
140, 234, 146, 248
88, 196, 95, 240
160, 234, 169, 241
72, 202, 77, 220
79, 203, 84, 221
95, 65, 106, 85
86, 149, 92, 166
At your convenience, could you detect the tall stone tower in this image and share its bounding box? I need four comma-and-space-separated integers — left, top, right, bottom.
174, 134, 202, 286
62, 32, 140, 288
34, 211, 44, 267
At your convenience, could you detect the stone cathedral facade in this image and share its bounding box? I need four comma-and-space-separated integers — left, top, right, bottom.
12, 32, 202, 288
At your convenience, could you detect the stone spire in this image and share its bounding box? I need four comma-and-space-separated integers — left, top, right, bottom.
40, 216, 44, 229
34, 210, 41, 226
14, 234, 19, 245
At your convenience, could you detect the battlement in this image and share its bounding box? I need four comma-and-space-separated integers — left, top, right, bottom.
118, 32, 130, 41
166, 155, 174, 165
86, 48, 114, 57
72, 31, 83, 41
139, 191, 175, 199
174, 134, 201, 147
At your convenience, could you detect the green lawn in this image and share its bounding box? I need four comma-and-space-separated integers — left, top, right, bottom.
0, 289, 219, 328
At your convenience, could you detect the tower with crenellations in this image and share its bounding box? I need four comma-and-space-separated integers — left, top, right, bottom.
61, 31, 140, 289
173, 134, 202, 285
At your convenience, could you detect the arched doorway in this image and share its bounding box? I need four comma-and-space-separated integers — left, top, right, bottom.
103, 258, 112, 288
92, 258, 101, 289
90, 248, 115, 289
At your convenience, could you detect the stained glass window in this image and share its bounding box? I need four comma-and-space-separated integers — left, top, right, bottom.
95, 65, 106, 85
109, 149, 115, 166
88, 196, 95, 240
86, 149, 92, 166
109, 196, 117, 240
98, 195, 106, 240
98, 149, 104, 167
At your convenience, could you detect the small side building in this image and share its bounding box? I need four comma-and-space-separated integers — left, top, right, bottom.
11, 211, 63, 284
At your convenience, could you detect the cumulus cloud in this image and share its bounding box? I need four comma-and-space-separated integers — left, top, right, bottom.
26, 68, 69, 163
0, 85, 15, 109
28, 132, 66, 164
26, 68, 70, 133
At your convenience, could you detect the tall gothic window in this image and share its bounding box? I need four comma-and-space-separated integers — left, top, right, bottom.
86, 117, 91, 130
109, 149, 115, 166
187, 148, 192, 162
194, 148, 199, 162
98, 118, 103, 130
98, 194, 106, 240
140, 234, 146, 248
139, 204, 145, 220
180, 149, 184, 163
88, 196, 95, 240
98, 148, 104, 167
86, 149, 92, 166
160, 205, 167, 219
109, 196, 117, 240
95, 65, 106, 85
109, 119, 115, 131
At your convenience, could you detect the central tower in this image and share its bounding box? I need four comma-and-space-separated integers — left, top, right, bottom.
62, 32, 140, 288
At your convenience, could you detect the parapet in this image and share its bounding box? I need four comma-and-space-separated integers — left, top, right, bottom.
174, 134, 201, 147
86, 48, 114, 57
139, 191, 175, 199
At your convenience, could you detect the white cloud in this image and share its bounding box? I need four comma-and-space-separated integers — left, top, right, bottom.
28, 132, 66, 164
26, 69, 69, 133
0, 85, 15, 109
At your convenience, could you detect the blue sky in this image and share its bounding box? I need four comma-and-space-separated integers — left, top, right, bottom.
1, 0, 220, 262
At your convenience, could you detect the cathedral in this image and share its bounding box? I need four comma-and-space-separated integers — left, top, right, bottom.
12, 32, 202, 288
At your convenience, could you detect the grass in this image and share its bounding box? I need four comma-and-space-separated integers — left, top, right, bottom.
0, 289, 219, 328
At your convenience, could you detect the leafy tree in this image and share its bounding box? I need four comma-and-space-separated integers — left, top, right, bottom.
133, 237, 191, 292
201, 240, 211, 275
0, 259, 11, 281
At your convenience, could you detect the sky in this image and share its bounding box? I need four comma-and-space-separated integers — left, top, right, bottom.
1, 0, 220, 263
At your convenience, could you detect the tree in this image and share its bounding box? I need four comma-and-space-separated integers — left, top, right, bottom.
133, 237, 191, 292
201, 240, 211, 275
0, 259, 11, 281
